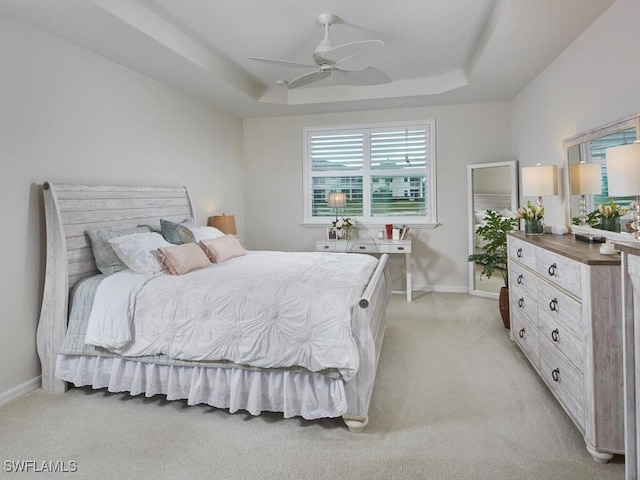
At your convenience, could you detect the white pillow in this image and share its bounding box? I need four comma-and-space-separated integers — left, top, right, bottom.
108, 232, 170, 274
191, 226, 225, 243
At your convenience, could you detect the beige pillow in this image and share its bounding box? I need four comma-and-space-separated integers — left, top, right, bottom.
200, 235, 246, 263
157, 243, 212, 275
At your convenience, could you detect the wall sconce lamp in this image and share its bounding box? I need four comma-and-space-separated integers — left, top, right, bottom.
207, 213, 237, 235
570, 162, 601, 225
327, 192, 346, 222
606, 142, 640, 239
521, 164, 558, 208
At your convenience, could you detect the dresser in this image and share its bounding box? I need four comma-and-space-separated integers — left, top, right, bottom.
316, 238, 412, 302
614, 241, 640, 479
507, 231, 623, 462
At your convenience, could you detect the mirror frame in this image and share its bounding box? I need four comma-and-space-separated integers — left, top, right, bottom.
468, 160, 519, 299
564, 113, 640, 241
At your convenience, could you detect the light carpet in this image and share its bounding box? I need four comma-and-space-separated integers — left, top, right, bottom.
0, 293, 624, 479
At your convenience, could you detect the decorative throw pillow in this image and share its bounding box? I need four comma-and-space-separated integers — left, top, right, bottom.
157, 243, 212, 275
87, 226, 152, 275
160, 219, 196, 245
200, 234, 246, 264
191, 226, 225, 243
108, 232, 170, 274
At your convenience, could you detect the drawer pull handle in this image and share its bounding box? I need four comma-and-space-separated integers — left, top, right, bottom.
397, 247, 404, 250
517, 298, 524, 308
549, 298, 558, 312
517, 248, 523, 258
551, 329, 559, 342
551, 368, 560, 382
518, 328, 525, 339
548, 263, 557, 276
324, 245, 330, 249
359, 246, 366, 250
517, 274, 523, 285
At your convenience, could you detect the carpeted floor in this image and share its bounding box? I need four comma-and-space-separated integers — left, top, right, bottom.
0, 293, 625, 479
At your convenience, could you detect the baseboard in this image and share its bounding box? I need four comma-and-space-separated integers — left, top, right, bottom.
409, 285, 469, 294
0, 376, 41, 408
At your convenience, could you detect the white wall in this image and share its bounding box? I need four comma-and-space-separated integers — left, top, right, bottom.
0, 14, 244, 397
511, 0, 640, 226
243, 103, 511, 293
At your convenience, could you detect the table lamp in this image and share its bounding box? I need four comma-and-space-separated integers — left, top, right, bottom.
521, 164, 558, 208
606, 142, 640, 239
207, 214, 237, 235
570, 162, 601, 225
327, 192, 346, 222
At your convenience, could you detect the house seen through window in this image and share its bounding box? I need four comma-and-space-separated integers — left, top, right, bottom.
304, 120, 436, 225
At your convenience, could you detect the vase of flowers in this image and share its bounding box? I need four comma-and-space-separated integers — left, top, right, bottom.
517, 201, 545, 236
598, 199, 627, 233
333, 217, 354, 240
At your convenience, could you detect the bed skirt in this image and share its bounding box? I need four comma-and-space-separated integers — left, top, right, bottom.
56, 354, 347, 420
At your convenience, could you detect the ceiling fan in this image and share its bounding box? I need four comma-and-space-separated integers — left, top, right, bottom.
246, 13, 392, 89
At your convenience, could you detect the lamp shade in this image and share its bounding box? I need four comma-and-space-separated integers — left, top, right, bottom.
570, 163, 601, 195
606, 143, 640, 197
327, 192, 346, 209
207, 214, 237, 235
521, 165, 558, 197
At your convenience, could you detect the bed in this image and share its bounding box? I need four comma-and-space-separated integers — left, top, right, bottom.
472, 193, 514, 250
36, 182, 390, 432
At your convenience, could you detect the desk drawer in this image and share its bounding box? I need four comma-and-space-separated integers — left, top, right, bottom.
378, 243, 411, 254
317, 242, 338, 251
348, 243, 378, 253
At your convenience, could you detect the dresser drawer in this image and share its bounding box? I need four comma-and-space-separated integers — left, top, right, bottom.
537, 280, 583, 337
510, 289, 538, 325
509, 261, 536, 299
511, 310, 539, 368
540, 338, 585, 430
538, 310, 584, 372
347, 242, 378, 253
535, 248, 582, 299
509, 236, 537, 270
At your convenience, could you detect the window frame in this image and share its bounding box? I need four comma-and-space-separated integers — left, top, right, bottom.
303, 119, 437, 226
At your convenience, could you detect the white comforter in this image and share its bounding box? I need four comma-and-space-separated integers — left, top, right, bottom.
85, 251, 378, 381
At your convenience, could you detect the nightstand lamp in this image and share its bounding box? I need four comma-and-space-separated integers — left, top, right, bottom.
521, 164, 558, 208
208, 214, 237, 235
570, 162, 601, 225
606, 142, 640, 240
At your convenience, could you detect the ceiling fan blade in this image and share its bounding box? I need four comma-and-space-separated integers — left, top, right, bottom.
316, 40, 384, 71
332, 66, 392, 86
287, 70, 332, 89
245, 57, 316, 69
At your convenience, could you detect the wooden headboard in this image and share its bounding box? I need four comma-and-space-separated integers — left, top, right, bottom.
37, 182, 194, 393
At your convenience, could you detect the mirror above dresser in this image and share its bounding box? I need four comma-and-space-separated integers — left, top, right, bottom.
564, 113, 640, 241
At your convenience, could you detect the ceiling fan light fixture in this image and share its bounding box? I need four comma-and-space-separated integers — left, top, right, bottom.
247, 12, 391, 90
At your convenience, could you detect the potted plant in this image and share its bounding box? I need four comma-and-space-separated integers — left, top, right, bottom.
468, 210, 518, 328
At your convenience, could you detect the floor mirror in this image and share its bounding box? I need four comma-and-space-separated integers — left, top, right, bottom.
467, 161, 518, 298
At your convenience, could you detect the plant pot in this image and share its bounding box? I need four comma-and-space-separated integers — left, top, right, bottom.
600, 217, 620, 232
499, 287, 510, 329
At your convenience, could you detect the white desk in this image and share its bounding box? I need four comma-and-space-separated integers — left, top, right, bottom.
316, 238, 412, 302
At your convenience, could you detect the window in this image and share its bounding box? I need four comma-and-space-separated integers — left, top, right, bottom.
303, 120, 436, 225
